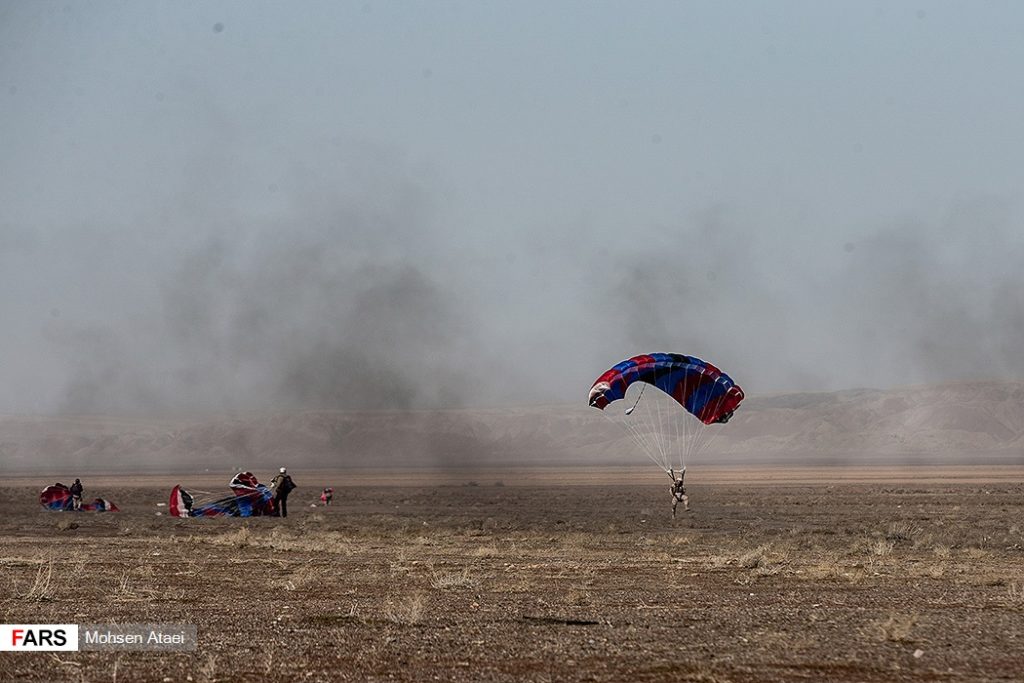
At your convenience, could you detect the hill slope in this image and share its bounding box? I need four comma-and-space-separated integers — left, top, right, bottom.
3, 381, 1023, 472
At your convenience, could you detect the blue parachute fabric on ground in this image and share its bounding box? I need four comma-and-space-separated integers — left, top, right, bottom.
189, 484, 274, 517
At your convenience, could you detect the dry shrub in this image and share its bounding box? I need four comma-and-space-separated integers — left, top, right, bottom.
22, 558, 56, 601
0, 556, 49, 569
965, 547, 991, 560
197, 654, 217, 683
111, 569, 136, 601
278, 561, 327, 592
871, 539, 894, 557
707, 553, 733, 570
472, 545, 501, 558
211, 526, 252, 548
201, 526, 355, 555
876, 613, 918, 642
383, 592, 428, 625
727, 544, 790, 580
1007, 582, 1024, 605
738, 545, 769, 569
565, 587, 591, 606
670, 534, 696, 547
110, 567, 180, 602
304, 512, 326, 525
642, 550, 673, 562
389, 548, 417, 575
430, 568, 476, 589
273, 530, 353, 555
886, 521, 920, 544
804, 552, 845, 580
561, 532, 593, 549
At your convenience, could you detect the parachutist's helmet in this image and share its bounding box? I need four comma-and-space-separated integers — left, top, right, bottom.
280, 467, 287, 473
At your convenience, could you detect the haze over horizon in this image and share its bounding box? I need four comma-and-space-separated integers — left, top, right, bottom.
3, 2, 1024, 416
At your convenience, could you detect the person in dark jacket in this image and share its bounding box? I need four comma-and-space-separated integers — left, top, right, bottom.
270, 467, 296, 518
69, 478, 84, 511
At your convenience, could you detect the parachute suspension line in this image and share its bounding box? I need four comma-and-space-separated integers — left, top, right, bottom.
647, 373, 673, 473
650, 367, 670, 470
625, 382, 647, 415
607, 387, 665, 472
614, 409, 661, 470
184, 488, 218, 497
622, 384, 661, 465
661, 367, 681, 472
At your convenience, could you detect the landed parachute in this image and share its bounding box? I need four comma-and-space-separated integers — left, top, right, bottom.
40, 484, 119, 512
589, 353, 744, 473
169, 471, 274, 518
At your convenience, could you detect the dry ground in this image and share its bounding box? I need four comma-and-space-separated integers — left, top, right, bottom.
1, 467, 1023, 682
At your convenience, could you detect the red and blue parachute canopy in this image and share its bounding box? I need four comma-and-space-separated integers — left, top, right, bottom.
39, 483, 119, 512
589, 353, 744, 425
169, 471, 274, 518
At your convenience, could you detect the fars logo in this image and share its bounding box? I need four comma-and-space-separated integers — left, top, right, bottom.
0, 625, 79, 651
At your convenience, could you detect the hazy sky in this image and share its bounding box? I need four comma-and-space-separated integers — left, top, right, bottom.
2, 1, 1023, 414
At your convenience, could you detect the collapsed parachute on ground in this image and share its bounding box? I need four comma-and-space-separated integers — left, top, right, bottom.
589, 353, 744, 473
169, 471, 274, 518
40, 484, 119, 512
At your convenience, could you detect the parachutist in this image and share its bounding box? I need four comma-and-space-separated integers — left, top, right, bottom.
271, 467, 297, 518
69, 478, 84, 511
588, 355, 740, 513
669, 468, 689, 517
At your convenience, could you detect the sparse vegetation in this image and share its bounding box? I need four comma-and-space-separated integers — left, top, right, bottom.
2, 475, 1022, 682
870, 539, 895, 557
21, 557, 56, 601
383, 592, 428, 625
886, 521, 920, 544
430, 568, 477, 589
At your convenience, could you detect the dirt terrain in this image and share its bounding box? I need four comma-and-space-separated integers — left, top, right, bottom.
1, 467, 1023, 682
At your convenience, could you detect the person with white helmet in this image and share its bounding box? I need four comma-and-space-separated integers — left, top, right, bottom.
270, 467, 297, 518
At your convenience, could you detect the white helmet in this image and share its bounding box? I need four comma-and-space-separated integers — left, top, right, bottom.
279, 467, 287, 473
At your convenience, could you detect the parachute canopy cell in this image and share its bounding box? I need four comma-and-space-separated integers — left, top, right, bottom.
589, 353, 744, 425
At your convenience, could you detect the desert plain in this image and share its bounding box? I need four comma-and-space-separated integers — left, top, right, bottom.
1, 466, 1022, 682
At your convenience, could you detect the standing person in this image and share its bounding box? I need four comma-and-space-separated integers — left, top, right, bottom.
320, 487, 333, 506
69, 478, 84, 511
270, 467, 296, 518
669, 467, 689, 517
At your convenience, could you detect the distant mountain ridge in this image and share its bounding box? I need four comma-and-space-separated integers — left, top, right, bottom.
2, 381, 1023, 472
